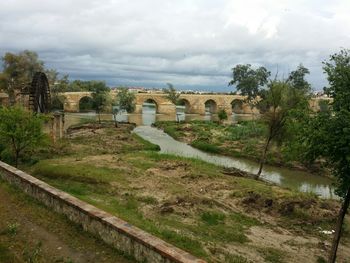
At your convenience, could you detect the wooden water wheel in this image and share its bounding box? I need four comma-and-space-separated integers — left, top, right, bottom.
29, 72, 51, 113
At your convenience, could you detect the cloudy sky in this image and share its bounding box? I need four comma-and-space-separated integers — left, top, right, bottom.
1, 0, 349, 91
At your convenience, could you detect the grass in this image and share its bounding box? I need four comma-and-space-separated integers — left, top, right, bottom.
5, 222, 20, 236
0, 243, 14, 262
191, 140, 221, 153
225, 254, 250, 263
32, 161, 127, 185
258, 247, 285, 263
201, 211, 226, 225
131, 133, 160, 151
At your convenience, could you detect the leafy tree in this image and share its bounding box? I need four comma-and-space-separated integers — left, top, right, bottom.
163, 83, 180, 121
256, 80, 309, 177
48, 70, 69, 111
0, 106, 45, 167
287, 64, 311, 93
46, 69, 69, 93
66, 80, 108, 92
218, 109, 228, 124
229, 64, 270, 112
0, 50, 44, 105
50, 94, 66, 111
115, 87, 136, 113
301, 49, 350, 263
163, 83, 180, 105
91, 82, 110, 123
323, 49, 350, 112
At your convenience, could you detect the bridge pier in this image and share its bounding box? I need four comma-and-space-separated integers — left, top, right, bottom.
64, 101, 79, 112
188, 105, 205, 115
221, 105, 233, 115
158, 103, 176, 115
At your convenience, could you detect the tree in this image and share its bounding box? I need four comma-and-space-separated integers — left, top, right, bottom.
323, 49, 350, 112
229, 64, 270, 113
256, 80, 309, 177
0, 50, 44, 105
301, 49, 350, 263
49, 71, 69, 111
66, 80, 108, 92
91, 82, 110, 123
0, 106, 45, 167
218, 109, 228, 124
163, 83, 180, 121
163, 83, 180, 105
115, 87, 136, 113
287, 64, 311, 93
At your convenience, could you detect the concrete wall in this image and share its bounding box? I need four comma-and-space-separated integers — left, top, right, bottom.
0, 161, 205, 263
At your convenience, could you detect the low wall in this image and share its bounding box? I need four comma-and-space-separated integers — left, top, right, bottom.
0, 161, 205, 263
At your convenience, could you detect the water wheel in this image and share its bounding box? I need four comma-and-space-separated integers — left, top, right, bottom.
29, 72, 51, 113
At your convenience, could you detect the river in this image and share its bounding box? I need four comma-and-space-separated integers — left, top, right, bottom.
63, 104, 335, 199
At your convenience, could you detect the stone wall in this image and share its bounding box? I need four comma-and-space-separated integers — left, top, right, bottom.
0, 161, 205, 263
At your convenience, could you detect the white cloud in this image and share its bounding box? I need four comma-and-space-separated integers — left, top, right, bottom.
0, 0, 349, 90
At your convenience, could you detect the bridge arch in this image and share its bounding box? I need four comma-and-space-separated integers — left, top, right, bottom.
231, 99, 244, 114
142, 98, 159, 114
79, 96, 94, 112
177, 98, 191, 113
204, 99, 217, 114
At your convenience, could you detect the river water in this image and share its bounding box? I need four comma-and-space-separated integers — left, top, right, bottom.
63, 104, 335, 199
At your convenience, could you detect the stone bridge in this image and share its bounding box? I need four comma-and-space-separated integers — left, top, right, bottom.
62, 91, 329, 114
62, 91, 254, 115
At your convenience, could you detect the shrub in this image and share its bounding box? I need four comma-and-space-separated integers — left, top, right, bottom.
0, 107, 46, 166
218, 109, 228, 122
191, 140, 220, 154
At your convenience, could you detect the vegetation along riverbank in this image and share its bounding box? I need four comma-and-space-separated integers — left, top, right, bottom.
12, 121, 350, 263
154, 119, 327, 175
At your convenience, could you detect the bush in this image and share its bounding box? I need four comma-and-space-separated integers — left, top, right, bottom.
218, 109, 228, 122
191, 140, 220, 154
0, 106, 46, 166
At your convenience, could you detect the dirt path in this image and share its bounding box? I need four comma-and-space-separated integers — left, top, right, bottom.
0, 180, 133, 263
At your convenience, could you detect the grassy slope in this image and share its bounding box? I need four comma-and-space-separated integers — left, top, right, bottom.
18, 122, 349, 263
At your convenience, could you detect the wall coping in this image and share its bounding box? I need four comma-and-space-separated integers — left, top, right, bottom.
0, 161, 206, 263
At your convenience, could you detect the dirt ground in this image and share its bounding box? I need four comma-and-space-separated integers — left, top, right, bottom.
0, 180, 133, 263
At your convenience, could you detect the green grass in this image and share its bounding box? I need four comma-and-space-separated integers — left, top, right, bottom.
191, 140, 221, 153
225, 253, 250, 263
136, 195, 158, 205
131, 133, 160, 151
258, 247, 285, 263
163, 126, 180, 140
0, 243, 14, 262
201, 211, 226, 225
32, 161, 127, 185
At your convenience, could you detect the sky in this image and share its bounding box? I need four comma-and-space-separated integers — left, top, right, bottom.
1, 0, 349, 92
